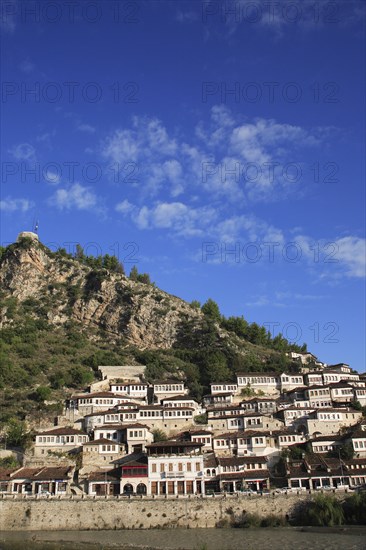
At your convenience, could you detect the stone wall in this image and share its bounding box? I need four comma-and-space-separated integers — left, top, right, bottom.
0, 494, 323, 531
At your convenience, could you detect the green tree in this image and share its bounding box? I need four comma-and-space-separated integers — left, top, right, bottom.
201, 351, 230, 385
129, 265, 139, 282
152, 429, 168, 442
222, 316, 249, 339
194, 413, 208, 425
301, 494, 344, 526
241, 385, 256, 398
0, 456, 19, 468
201, 299, 221, 323
70, 367, 94, 387
34, 386, 52, 402
74, 244, 85, 261
137, 273, 151, 285
190, 300, 201, 310
343, 492, 366, 524
4, 418, 28, 447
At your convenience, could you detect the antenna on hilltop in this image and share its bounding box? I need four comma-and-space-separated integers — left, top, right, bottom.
34, 220, 39, 234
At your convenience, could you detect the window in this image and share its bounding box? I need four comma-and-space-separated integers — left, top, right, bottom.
160, 463, 165, 473
152, 463, 157, 473
195, 462, 200, 472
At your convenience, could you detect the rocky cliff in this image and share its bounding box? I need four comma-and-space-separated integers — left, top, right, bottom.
0, 236, 201, 349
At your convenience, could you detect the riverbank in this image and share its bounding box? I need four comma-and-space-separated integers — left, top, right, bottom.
1, 527, 366, 550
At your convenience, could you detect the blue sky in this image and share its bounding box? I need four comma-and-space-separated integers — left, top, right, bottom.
1, 0, 365, 370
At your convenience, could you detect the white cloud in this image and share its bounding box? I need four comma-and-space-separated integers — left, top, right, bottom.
77, 123, 96, 134
294, 234, 366, 279
333, 236, 366, 278
9, 143, 36, 161
49, 183, 98, 211
115, 199, 135, 214
116, 200, 217, 237
0, 197, 34, 212
101, 108, 327, 202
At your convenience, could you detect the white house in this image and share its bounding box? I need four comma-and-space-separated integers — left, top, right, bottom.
34, 427, 89, 458
146, 440, 205, 496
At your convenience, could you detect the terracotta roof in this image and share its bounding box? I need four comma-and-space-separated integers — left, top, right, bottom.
203, 454, 218, 468
10, 467, 73, 480
328, 381, 354, 388
87, 469, 120, 481
310, 434, 345, 442
121, 456, 148, 468
0, 468, 16, 480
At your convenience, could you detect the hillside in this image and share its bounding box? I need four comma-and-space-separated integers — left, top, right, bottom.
0, 234, 305, 423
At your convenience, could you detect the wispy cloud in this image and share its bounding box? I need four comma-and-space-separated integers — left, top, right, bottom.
101, 107, 325, 203
76, 123, 96, 134
9, 143, 36, 161
0, 197, 34, 212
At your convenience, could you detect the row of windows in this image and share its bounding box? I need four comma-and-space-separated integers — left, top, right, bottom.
164, 402, 193, 408
238, 377, 277, 384
79, 398, 126, 405
154, 385, 184, 392
313, 445, 334, 452
222, 463, 263, 472
112, 385, 146, 391
310, 401, 332, 407
354, 440, 366, 449
164, 410, 193, 417
151, 462, 201, 473
37, 435, 87, 443
192, 437, 211, 444
85, 444, 118, 452
105, 414, 120, 422
129, 430, 144, 437
318, 413, 341, 420
279, 435, 298, 443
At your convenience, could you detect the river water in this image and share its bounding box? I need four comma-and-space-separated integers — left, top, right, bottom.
1, 528, 366, 550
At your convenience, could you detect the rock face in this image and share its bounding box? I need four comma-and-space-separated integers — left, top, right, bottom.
0, 238, 202, 349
